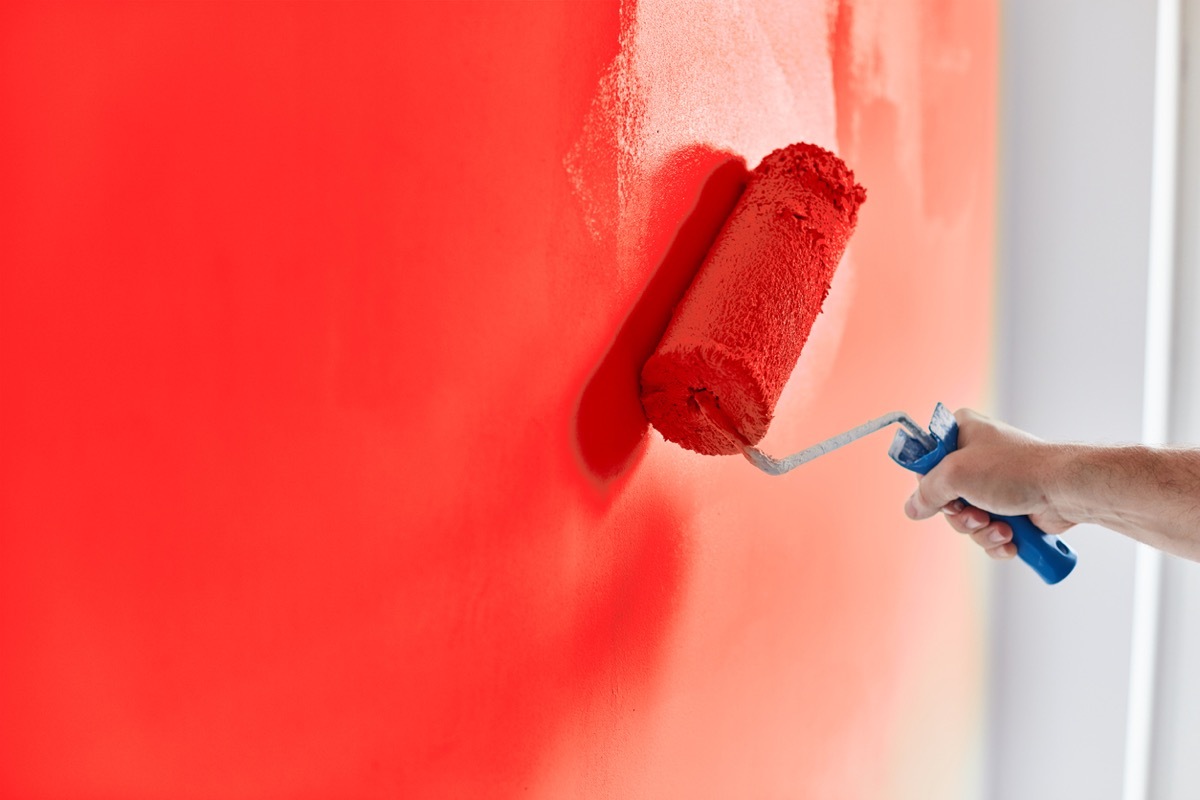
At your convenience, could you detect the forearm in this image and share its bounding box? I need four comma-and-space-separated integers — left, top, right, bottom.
1049, 444, 1200, 560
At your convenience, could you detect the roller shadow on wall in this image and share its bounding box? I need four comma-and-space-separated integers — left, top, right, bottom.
573, 147, 750, 484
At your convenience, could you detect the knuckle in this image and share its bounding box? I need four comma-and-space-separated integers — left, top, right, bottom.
987, 546, 1009, 560
964, 513, 993, 532
944, 515, 969, 534
953, 407, 980, 424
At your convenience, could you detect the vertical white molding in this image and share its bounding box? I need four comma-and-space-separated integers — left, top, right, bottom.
1123, 0, 1181, 799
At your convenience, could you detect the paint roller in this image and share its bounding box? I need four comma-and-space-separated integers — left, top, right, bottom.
640, 142, 1077, 585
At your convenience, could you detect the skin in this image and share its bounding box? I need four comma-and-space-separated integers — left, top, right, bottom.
904, 408, 1200, 563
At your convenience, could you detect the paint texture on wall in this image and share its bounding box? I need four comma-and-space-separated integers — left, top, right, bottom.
0, 1, 995, 797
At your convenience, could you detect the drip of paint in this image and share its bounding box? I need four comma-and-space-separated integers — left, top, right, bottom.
639, 142, 866, 455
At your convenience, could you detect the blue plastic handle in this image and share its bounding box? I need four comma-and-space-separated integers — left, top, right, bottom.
888, 403, 1077, 585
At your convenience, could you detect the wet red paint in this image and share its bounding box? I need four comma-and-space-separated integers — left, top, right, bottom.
0, 2, 685, 796
1, 1, 997, 797
574, 147, 749, 482
640, 144, 866, 455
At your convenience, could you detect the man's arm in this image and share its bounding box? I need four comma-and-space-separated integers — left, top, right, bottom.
903, 409, 1200, 562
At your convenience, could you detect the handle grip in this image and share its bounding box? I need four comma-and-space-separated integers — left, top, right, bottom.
992, 512, 1077, 584
888, 403, 1077, 585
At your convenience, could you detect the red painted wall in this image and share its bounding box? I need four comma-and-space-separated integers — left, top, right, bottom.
1, 2, 995, 796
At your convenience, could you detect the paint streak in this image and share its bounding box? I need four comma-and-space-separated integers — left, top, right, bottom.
549, 1, 995, 797
640, 143, 866, 455
574, 147, 749, 482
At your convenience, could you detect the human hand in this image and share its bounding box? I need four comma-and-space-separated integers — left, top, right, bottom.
902, 408, 1077, 560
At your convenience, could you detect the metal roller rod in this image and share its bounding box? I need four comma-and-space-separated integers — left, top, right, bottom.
742, 411, 935, 476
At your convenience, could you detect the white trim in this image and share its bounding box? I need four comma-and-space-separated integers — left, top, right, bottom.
1123, 0, 1182, 798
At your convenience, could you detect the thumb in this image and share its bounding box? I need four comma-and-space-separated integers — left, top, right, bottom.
904, 463, 959, 520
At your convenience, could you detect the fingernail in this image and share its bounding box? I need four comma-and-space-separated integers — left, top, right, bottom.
904, 496, 917, 519
965, 516, 986, 530
989, 529, 1007, 543
943, 500, 964, 515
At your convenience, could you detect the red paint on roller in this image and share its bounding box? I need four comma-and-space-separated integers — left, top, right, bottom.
640, 143, 866, 455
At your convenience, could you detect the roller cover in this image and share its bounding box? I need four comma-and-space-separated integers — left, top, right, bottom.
640, 143, 866, 455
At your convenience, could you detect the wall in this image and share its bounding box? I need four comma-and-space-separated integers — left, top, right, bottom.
992, 2, 1156, 798
0, 2, 995, 797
